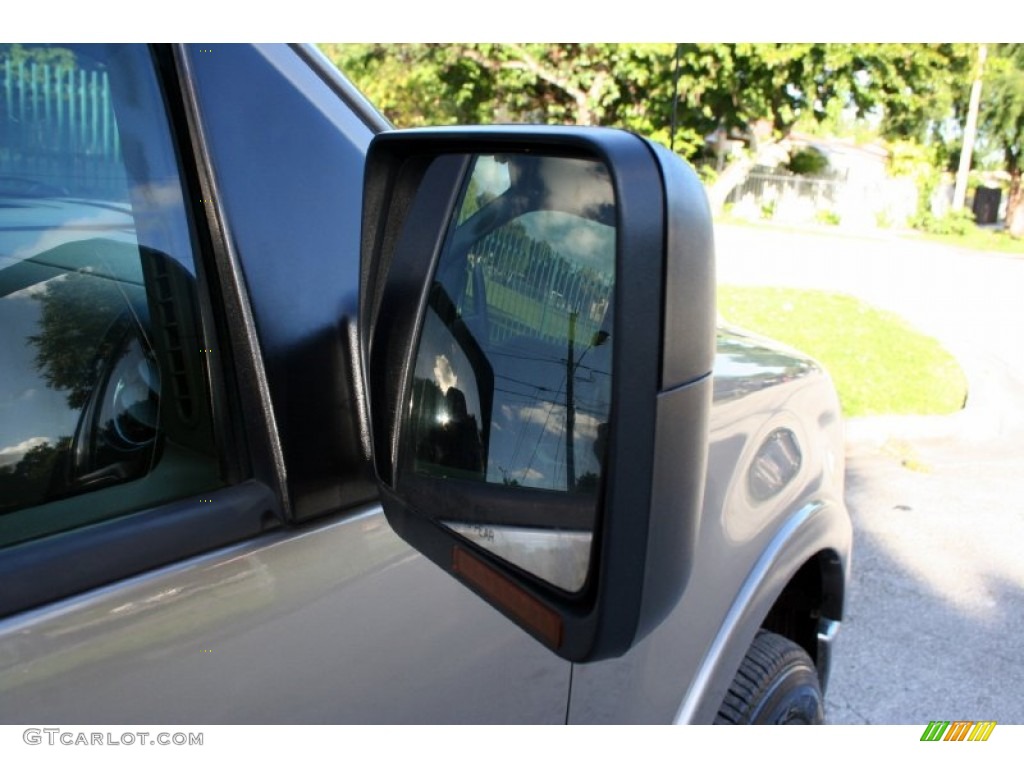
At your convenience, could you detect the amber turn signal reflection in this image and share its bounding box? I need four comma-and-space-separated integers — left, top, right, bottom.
452, 546, 563, 649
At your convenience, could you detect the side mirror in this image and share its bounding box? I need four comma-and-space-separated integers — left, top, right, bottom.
360, 127, 715, 662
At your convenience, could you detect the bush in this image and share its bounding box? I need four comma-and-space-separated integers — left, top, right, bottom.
787, 147, 829, 176
816, 209, 841, 226
911, 209, 976, 236
696, 163, 719, 186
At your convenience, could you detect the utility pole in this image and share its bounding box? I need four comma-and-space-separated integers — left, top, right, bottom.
670, 43, 682, 153
565, 311, 576, 492
953, 44, 987, 213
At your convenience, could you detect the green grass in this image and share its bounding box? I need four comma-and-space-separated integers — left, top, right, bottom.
480, 277, 603, 343
718, 286, 968, 418
715, 213, 1024, 256
904, 227, 1024, 256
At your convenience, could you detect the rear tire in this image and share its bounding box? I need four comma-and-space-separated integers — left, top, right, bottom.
715, 630, 824, 724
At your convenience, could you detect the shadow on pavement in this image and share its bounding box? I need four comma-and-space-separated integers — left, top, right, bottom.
826, 439, 1024, 724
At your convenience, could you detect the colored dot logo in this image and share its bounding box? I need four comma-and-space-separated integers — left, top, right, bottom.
921, 720, 997, 741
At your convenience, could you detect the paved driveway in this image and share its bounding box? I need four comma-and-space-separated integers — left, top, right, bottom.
715, 223, 1024, 725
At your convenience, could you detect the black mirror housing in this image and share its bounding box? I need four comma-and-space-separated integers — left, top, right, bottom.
359, 126, 714, 662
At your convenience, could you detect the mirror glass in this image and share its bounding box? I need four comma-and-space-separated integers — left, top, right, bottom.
401, 154, 616, 592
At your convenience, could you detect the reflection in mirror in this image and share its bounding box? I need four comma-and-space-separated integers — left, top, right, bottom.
402, 153, 616, 592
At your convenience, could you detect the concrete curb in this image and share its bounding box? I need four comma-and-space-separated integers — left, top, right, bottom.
845, 399, 1016, 451
845, 412, 964, 446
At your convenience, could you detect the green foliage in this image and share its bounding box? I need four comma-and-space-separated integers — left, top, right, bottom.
816, 209, 842, 226
982, 44, 1024, 173
0, 44, 77, 71
323, 42, 998, 237
29, 271, 128, 409
317, 42, 986, 184
982, 44, 1024, 235
887, 139, 945, 227
787, 147, 829, 176
695, 163, 719, 186
320, 43, 681, 132
0, 437, 71, 513
908, 225, 1024, 252
912, 209, 976, 236
858, 44, 972, 143
912, 167, 942, 224
887, 139, 939, 178
886, 138, 950, 231
318, 44, 484, 126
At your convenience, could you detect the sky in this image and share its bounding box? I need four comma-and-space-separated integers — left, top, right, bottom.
4, 2, 1013, 42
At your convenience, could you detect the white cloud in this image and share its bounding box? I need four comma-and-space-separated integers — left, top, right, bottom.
0, 436, 50, 468
433, 354, 458, 395
510, 402, 601, 441
521, 210, 614, 275
10, 209, 134, 265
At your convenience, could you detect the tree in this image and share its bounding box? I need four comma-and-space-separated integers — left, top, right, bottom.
0, 43, 77, 70
29, 268, 130, 409
321, 43, 683, 143
982, 44, 1024, 236
854, 44, 972, 144
0, 438, 71, 512
323, 44, 975, 157
319, 44, 494, 127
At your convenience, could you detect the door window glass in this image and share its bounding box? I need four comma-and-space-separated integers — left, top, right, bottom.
0, 44, 221, 547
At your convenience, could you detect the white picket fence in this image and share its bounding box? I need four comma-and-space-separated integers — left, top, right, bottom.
725, 171, 918, 229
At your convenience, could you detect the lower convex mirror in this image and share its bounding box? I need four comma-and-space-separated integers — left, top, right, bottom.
361, 128, 715, 661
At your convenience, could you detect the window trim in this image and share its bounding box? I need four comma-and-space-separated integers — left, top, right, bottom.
165, 43, 291, 518
0, 480, 279, 619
